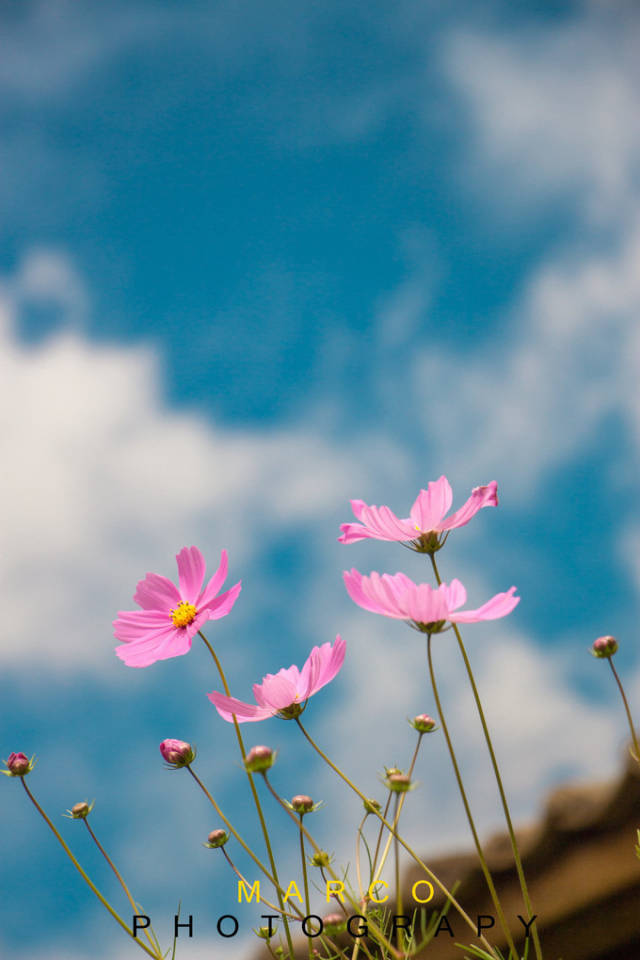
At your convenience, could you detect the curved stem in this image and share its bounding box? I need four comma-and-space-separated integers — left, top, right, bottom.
83, 819, 161, 955
294, 718, 497, 956
430, 553, 542, 960
608, 658, 640, 762
198, 630, 294, 957
426, 633, 516, 956
20, 780, 161, 960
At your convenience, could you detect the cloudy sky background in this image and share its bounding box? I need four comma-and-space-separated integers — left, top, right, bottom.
3, 1, 640, 957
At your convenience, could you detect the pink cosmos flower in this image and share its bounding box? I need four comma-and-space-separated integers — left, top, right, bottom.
344, 570, 518, 632
338, 476, 498, 551
114, 546, 241, 668
208, 636, 346, 722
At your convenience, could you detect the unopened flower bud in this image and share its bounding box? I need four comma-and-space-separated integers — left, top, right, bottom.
410, 714, 437, 733
291, 794, 314, 814
592, 635, 618, 658
311, 850, 331, 867
159, 739, 195, 767
386, 772, 413, 793
255, 925, 276, 940
2, 752, 33, 777
205, 829, 228, 849
244, 745, 275, 773
363, 797, 381, 814
323, 913, 347, 936
384, 766, 402, 778
70, 801, 93, 819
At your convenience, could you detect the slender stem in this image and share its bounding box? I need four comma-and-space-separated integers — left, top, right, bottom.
369, 791, 393, 881
20, 780, 161, 960
262, 774, 403, 960
393, 793, 403, 952
198, 630, 294, 957
83, 818, 161, 955
373, 732, 423, 882
294, 718, 497, 956
298, 815, 314, 960
608, 658, 640, 762
430, 553, 542, 960
427, 632, 516, 957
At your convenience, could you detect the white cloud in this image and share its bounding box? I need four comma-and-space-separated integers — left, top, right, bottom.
407, 216, 640, 498
443, 9, 640, 221
0, 250, 371, 670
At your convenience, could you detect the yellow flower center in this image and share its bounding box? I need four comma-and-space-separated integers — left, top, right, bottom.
170, 601, 197, 628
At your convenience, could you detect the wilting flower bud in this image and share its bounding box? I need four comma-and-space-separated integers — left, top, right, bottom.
244, 745, 275, 774
290, 794, 314, 814
385, 772, 413, 793
159, 739, 195, 768
66, 800, 95, 820
363, 797, 381, 814
591, 635, 618, 658
323, 913, 347, 936
311, 850, 332, 867
205, 829, 228, 849
2, 752, 34, 777
410, 714, 437, 734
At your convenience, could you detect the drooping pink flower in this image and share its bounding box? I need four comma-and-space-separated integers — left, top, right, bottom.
338, 477, 498, 550
208, 636, 346, 722
114, 546, 241, 668
344, 569, 518, 632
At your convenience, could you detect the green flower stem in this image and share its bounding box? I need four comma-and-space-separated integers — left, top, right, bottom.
393, 793, 403, 953
298, 815, 314, 960
262, 774, 403, 960
294, 719, 497, 957
318, 867, 378, 960
372, 731, 423, 883
369, 792, 393, 883
430, 553, 542, 960
426, 633, 516, 957
184, 763, 296, 958
607, 657, 640, 762
83, 818, 162, 956
198, 630, 293, 956
20, 779, 161, 960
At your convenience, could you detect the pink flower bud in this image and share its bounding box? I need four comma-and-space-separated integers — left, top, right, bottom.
159, 739, 195, 767
323, 913, 347, 936
410, 714, 437, 733
244, 745, 275, 773
386, 772, 413, 793
3, 752, 32, 777
592, 635, 618, 658
290, 794, 314, 814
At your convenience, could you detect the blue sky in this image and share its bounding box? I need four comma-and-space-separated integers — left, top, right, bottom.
2, 1, 640, 957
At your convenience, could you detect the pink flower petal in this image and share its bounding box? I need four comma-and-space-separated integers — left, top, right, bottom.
207, 691, 275, 722
197, 549, 229, 608
113, 609, 171, 642
438, 482, 498, 532
409, 476, 453, 533
115, 624, 192, 667
450, 587, 519, 623
133, 573, 181, 610
204, 581, 242, 621
176, 546, 207, 604
308, 636, 346, 693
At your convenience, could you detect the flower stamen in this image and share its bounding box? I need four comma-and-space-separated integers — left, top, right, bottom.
170, 601, 197, 628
